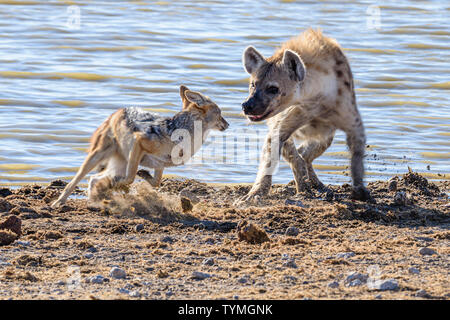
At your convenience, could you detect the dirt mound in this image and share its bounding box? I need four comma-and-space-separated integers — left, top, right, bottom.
237, 220, 270, 244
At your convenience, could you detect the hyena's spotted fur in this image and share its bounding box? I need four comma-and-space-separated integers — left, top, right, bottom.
241, 29, 371, 201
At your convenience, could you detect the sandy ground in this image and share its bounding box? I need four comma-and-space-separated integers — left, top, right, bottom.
0, 170, 448, 300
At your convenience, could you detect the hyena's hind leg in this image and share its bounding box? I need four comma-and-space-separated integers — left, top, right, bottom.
297, 135, 334, 191
342, 117, 372, 201
282, 138, 309, 192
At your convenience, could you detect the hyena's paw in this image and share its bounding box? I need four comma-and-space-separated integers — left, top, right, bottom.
351, 186, 374, 202
50, 199, 64, 209
233, 188, 268, 206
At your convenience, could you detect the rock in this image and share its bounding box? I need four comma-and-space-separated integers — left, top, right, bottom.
237, 277, 248, 284
87, 247, 97, 253
129, 290, 141, 298
191, 271, 211, 280
88, 275, 107, 284
0, 216, 22, 236
367, 279, 399, 291
179, 189, 199, 204
237, 220, 269, 244
283, 258, 298, 269
285, 226, 299, 236
135, 224, 144, 232
84, 253, 94, 259
180, 197, 193, 213
345, 272, 368, 285
418, 247, 437, 256
325, 189, 334, 201
118, 288, 129, 295
408, 267, 420, 275
202, 258, 214, 266
336, 252, 355, 259
0, 230, 18, 246
415, 289, 430, 298
388, 179, 398, 192
285, 199, 304, 207
375, 294, 382, 299
16, 240, 30, 246
161, 236, 174, 244
0, 199, 13, 212
0, 188, 13, 198
328, 281, 339, 288
393, 191, 412, 206
109, 267, 126, 279
348, 279, 363, 287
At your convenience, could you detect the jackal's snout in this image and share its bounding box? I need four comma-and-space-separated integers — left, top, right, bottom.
218, 117, 229, 131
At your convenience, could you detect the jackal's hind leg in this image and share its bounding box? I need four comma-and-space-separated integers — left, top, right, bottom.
137, 168, 164, 187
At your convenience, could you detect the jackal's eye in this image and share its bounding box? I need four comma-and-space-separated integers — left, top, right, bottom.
266, 86, 279, 94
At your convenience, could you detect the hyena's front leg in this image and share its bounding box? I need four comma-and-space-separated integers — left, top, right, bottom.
344, 120, 372, 201
241, 133, 276, 202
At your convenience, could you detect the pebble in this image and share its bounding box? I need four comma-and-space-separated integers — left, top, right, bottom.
418, 247, 437, 256
88, 275, 107, 284
345, 272, 368, 284
135, 224, 144, 232
110, 267, 127, 279
367, 279, 399, 291
87, 247, 97, 253
328, 281, 339, 288
285, 226, 299, 236
118, 288, 129, 295
84, 253, 94, 259
285, 199, 304, 207
415, 289, 430, 298
336, 252, 355, 259
388, 179, 397, 192
191, 271, 211, 280
348, 279, 363, 287
202, 258, 215, 266
129, 290, 141, 298
283, 258, 298, 269
394, 191, 412, 206
408, 267, 420, 275
161, 236, 174, 244
237, 277, 248, 284
16, 241, 30, 246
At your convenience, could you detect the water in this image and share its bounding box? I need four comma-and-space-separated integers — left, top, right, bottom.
0, 0, 448, 187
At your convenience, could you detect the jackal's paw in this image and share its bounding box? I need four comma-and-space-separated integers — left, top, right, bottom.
351, 186, 374, 202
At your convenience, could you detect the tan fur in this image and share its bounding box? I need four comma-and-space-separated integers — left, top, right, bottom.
51, 86, 228, 208
241, 28, 371, 202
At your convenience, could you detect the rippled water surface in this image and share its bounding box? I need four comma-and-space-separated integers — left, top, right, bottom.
0, 0, 448, 187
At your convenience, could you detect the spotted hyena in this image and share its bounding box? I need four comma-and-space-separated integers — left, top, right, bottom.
240, 28, 371, 202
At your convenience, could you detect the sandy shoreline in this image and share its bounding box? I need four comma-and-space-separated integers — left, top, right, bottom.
0, 170, 448, 300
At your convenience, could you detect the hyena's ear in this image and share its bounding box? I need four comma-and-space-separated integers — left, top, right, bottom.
282, 49, 306, 82
184, 90, 207, 106
242, 46, 265, 74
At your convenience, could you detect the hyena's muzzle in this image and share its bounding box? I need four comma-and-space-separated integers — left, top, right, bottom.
242, 88, 273, 122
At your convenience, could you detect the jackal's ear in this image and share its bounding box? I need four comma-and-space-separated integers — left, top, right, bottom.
282, 49, 306, 82
184, 90, 207, 106
243, 46, 265, 74
179, 85, 189, 102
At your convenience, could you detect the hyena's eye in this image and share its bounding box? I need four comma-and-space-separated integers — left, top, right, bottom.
266, 86, 279, 95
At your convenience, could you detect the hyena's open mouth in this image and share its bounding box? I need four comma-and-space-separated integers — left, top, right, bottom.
246, 109, 273, 122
